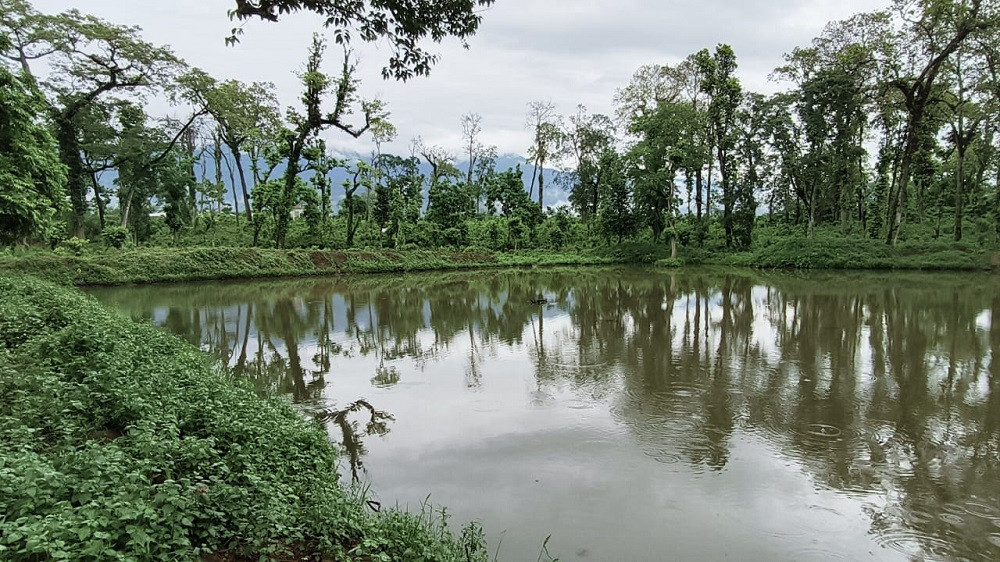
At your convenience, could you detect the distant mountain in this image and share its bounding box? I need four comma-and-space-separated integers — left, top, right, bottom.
97, 151, 572, 211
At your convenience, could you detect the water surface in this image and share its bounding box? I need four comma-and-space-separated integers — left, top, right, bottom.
90, 268, 1000, 561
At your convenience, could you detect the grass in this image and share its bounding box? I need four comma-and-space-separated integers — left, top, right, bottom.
1, 230, 993, 288
0, 274, 490, 561
0, 247, 618, 286
662, 231, 997, 271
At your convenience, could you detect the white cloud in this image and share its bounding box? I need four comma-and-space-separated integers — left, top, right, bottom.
31, 0, 888, 156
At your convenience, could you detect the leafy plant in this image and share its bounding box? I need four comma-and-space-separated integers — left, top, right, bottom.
56, 237, 88, 256
101, 226, 130, 250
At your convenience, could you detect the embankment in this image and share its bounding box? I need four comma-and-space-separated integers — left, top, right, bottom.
0, 247, 616, 286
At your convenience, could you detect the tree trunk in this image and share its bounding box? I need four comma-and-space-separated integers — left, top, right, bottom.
695, 168, 704, 221
886, 119, 921, 246
537, 159, 545, 210
224, 153, 240, 226
276, 138, 304, 249
120, 195, 132, 230
720, 148, 733, 248
955, 143, 966, 242
90, 172, 106, 230
346, 191, 357, 247
56, 117, 88, 238
230, 147, 253, 223
808, 181, 818, 238
705, 160, 713, 220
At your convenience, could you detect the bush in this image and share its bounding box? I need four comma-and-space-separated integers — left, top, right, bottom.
655, 257, 683, 268
599, 241, 671, 264
101, 226, 130, 250
56, 236, 88, 256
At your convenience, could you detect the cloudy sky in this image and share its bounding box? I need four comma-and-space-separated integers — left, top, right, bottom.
35, 0, 887, 158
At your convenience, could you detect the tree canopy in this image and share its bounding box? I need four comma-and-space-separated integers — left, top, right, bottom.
228, 0, 495, 80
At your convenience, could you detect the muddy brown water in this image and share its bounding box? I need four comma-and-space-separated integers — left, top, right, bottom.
89, 267, 1000, 561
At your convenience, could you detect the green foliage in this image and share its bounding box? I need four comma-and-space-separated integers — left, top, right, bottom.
427, 178, 473, 239
0, 247, 621, 285
55, 236, 88, 257
599, 241, 671, 264
654, 257, 684, 268
228, 0, 495, 82
0, 64, 67, 246
101, 227, 130, 250
598, 150, 637, 244
2, 0, 187, 237
717, 227, 992, 270
0, 274, 489, 560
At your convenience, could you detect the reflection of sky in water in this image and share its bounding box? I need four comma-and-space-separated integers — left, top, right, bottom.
94, 270, 1000, 561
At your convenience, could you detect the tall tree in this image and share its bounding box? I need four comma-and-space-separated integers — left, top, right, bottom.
377, 154, 423, 246
879, 0, 999, 245
696, 44, 743, 248
628, 100, 699, 256
272, 35, 383, 248
596, 150, 636, 244
942, 47, 986, 241
200, 77, 281, 224
1, 1, 188, 237
460, 112, 485, 211
0, 47, 66, 246
526, 100, 563, 209
565, 105, 616, 223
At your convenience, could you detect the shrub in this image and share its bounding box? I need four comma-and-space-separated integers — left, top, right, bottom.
56, 236, 88, 256
101, 226, 130, 250
655, 257, 683, 268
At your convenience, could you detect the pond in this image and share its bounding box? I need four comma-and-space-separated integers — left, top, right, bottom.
89, 267, 1000, 561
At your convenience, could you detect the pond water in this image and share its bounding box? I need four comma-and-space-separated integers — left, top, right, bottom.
89, 267, 1000, 561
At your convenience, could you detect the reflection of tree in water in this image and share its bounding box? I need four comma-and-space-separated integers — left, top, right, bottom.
91, 270, 1000, 560
604, 272, 1000, 559
316, 400, 394, 484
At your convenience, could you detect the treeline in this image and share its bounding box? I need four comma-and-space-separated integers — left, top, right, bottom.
3, 0, 1000, 256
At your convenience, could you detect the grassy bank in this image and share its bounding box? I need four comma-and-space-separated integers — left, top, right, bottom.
0, 274, 489, 561
0, 235, 993, 288
664, 234, 997, 271
0, 247, 617, 286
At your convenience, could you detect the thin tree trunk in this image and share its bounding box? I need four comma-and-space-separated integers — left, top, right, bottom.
538, 159, 545, 209
695, 168, 704, 221
223, 150, 240, 227
887, 120, 920, 246
231, 147, 253, 222
955, 144, 966, 242
90, 172, 106, 230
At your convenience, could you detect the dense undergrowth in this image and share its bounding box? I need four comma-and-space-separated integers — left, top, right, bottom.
666, 230, 996, 271
0, 274, 490, 560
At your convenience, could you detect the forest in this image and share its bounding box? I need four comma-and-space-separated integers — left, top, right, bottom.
2, 0, 1000, 264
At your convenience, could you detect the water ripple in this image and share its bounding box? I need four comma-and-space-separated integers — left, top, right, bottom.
805, 423, 843, 438
874, 531, 953, 560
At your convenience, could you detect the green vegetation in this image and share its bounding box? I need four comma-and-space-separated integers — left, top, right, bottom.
0, 247, 616, 286
3, 0, 1000, 270
0, 273, 490, 560
680, 227, 996, 271
2, 234, 987, 289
